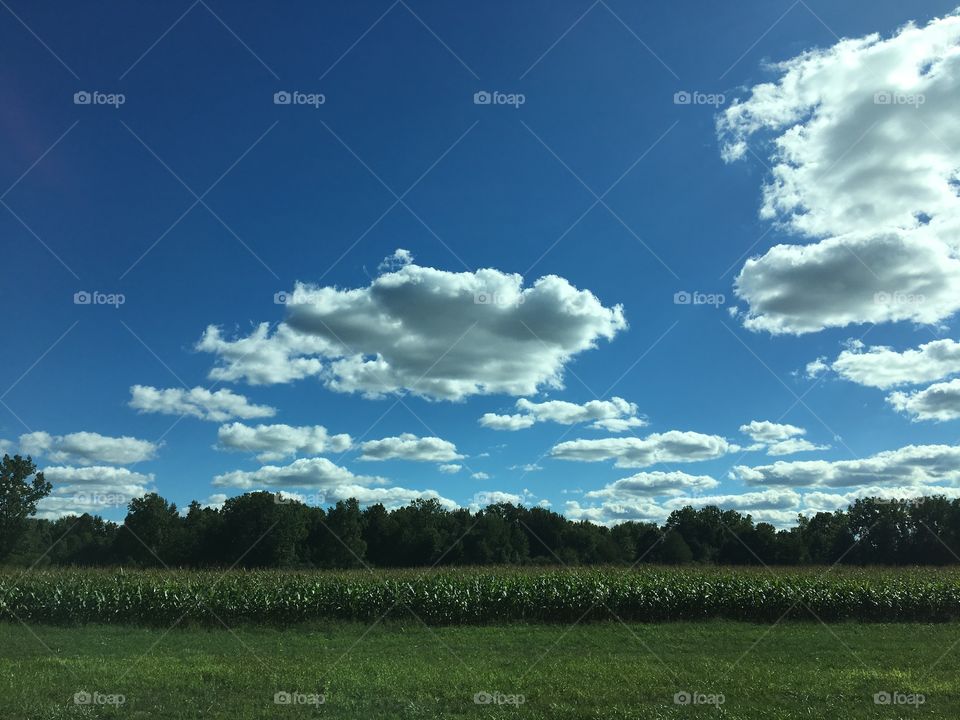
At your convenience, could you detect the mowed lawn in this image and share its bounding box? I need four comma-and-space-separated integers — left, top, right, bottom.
0, 620, 958, 719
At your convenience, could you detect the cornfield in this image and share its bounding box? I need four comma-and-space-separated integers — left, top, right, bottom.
2, 567, 959, 625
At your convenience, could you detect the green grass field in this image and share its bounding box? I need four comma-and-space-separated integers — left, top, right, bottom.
0, 620, 957, 719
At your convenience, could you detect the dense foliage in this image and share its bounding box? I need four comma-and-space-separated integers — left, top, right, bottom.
4, 567, 960, 625
0, 455, 50, 561
6, 488, 960, 568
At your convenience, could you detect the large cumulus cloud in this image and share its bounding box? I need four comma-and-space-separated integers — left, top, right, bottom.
198, 253, 626, 400
719, 11, 960, 334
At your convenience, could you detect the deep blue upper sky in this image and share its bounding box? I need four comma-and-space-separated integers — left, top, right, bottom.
3, 0, 960, 524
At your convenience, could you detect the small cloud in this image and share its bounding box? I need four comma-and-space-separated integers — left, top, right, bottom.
130, 385, 275, 422
359, 433, 463, 462
378, 248, 414, 273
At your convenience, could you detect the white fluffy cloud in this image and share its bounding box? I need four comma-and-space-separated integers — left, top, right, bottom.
734, 444, 960, 488
478, 413, 535, 431
36, 465, 155, 519
20, 431, 158, 466
438, 464, 462, 474
130, 385, 275, 422
664, 489, 801, 512
41, 465, 154, 486
565, 491, 795, 527
327, 485, 457, 510
733, 233, 960, 334
888, 378, 960, 421
207, 485, 457, 511
564, 499, 664, 525
471, 471, 490, 480
719, 11, 960, 334
803, 485, 960, 512
212, 457, 383, 489
358, 433, 463, 462
480, 397, 645, 432
813, 338, 960, 389
210, 456, 455, 510
584, 471, 719, 499
198, 324, 327, 386
740, 420, 805, 444
201, 493, 229, 510
198, 254, 627, 400
550, 431, 732, 468
470, 490, 530, 509
217, 422, 352, 462
766, 438, 828, 456
566, 481, 960, 528
739, 421, 827, 456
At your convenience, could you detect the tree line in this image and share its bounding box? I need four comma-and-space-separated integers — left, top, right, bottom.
3, 455, 960, 567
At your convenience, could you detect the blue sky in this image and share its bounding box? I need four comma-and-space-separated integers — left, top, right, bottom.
4, 0, 960, 525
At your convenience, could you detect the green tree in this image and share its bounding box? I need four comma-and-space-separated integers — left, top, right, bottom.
114, 493, 183, 566
0, 455, 51, 560
221, 492, 309, 568
659, 529, 693, 564
362, 503, 399, 566
797, 510, 854, 564
318, 499, 367, 567
183, 500, 226, 566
